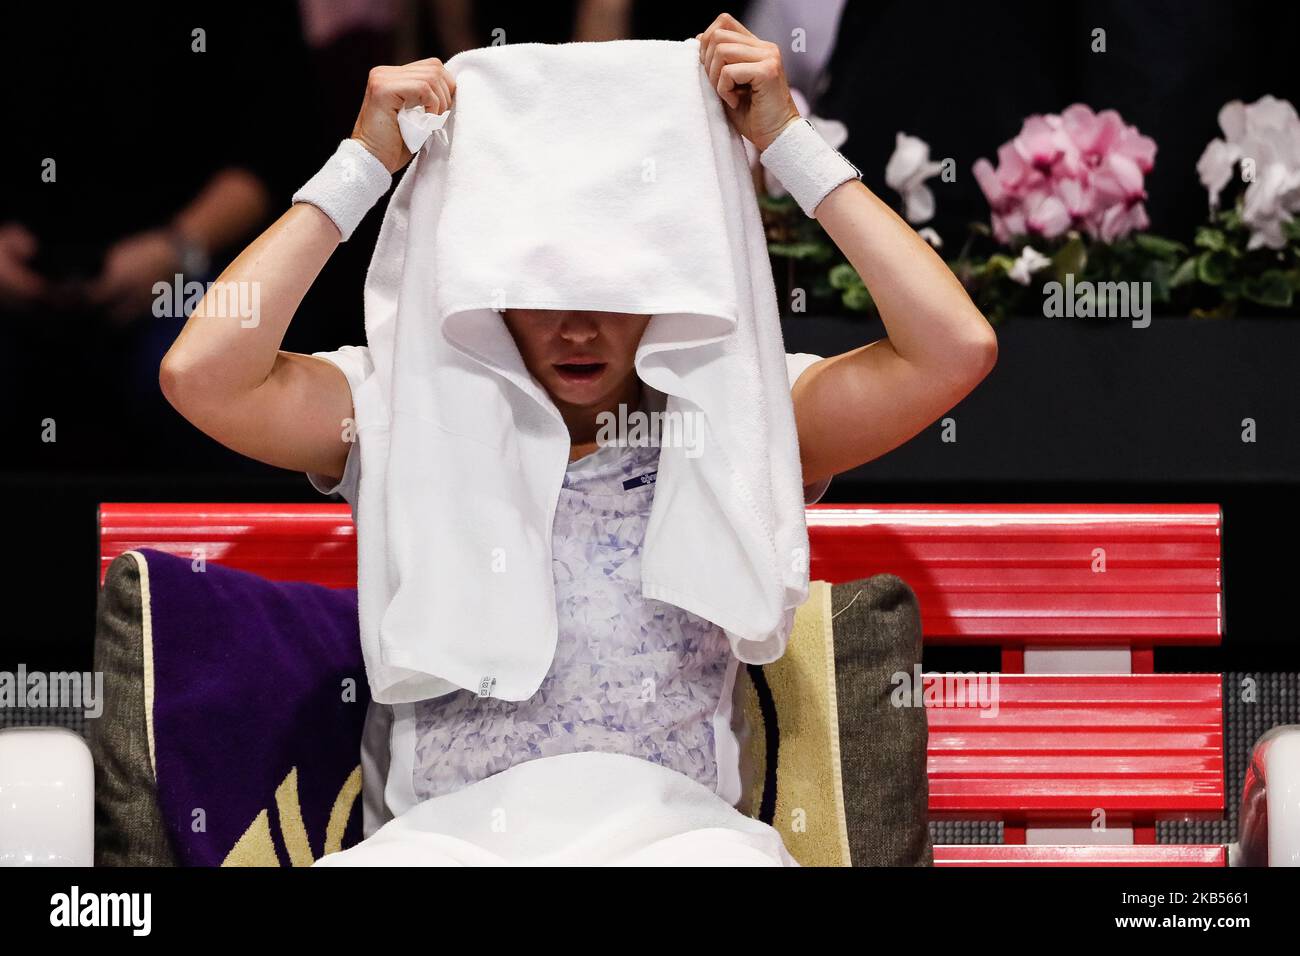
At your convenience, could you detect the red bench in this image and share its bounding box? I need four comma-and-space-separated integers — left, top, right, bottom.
932, 844, 1227, 867
806, 504, 1222, 673
806, 504, 1225, 865
925, 674, 1223, 820
99, 501, 1227, 866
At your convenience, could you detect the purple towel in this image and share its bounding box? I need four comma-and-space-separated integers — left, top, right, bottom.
139, 548, 368, 866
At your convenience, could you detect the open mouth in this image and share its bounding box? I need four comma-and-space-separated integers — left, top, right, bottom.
553, 362, 607, 383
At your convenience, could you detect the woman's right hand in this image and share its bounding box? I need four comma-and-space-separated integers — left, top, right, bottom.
350, 58, 456, 174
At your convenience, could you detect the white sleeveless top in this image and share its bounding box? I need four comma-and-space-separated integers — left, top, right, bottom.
307, 349, 828, 830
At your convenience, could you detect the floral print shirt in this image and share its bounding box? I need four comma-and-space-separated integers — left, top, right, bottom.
408, 438, 735, 801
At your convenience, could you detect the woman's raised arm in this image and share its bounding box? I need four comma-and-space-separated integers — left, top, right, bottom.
697, 12, 997, 488
789, 178, 998, 487
159, 58, 454, 483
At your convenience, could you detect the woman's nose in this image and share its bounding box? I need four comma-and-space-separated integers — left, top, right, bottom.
557, 313, 599, 342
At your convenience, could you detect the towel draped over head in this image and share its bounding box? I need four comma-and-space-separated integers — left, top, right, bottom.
351, 38, 810, 704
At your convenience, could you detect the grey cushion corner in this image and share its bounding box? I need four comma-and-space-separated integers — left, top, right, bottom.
830, 574, 932, 867
89, 550, 177, 866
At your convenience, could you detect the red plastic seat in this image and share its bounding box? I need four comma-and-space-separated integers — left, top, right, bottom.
98, 502, 1229, 866
925, 673, 1224, 821
933, 844, 1225, 867
807, 504, 1222, 672
99, 502, 356, 589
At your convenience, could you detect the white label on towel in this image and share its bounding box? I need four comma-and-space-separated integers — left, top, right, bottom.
478, 676, 497, 698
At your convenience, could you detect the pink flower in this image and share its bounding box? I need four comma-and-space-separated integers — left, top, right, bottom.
1024, 190, 1071, 239
973, 104, 1157, 245
1013, 116, 1067, 174
991, 208, 1027, 245
1054, 176, 1095, 219
972, 158, 1008, 208
1099, 202, 1150, 243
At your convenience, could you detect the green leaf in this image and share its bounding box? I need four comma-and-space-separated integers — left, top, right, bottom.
1283, 217, 1300, 242
758, 194, 798, 213
841, 283, 875, 312
1196, 250, 1232, 285
828, 262, 863, 291
1194, 227, 1227, 252
1134, 233, 1187, 259
768, 241, 831, 261
1170, 257, 1200, 288
1052, 235, 1087, 283
985, 254, 1016, 276
1143, 260, 1174, 303
1241, 270, 1295, 308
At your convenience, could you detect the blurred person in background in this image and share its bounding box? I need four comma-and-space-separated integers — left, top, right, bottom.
0, 4, 309, 472
739, 0, 846, 112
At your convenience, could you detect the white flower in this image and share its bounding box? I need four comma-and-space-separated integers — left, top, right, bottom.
885, 132, 945, 225
1008, 245, 1052, 286
1197, 95, 1300, 250
1196, 138, 1239, 210
918, 227, 943, 249
1242, 154, 1300, 249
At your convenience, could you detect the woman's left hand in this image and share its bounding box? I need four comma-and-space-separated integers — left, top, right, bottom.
696, 13, 802, 152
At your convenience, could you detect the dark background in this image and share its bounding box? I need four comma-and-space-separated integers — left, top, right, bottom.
820, 0, 1300, 246
1, 0, 1297, 674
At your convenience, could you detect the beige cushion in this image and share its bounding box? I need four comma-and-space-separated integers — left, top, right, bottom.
734, 576, 932, 866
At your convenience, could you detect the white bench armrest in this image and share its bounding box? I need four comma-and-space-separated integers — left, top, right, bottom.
1238, 724, 1300, 867
0, 726, 95, 866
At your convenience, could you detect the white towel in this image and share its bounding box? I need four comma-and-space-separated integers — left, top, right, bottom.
313, 750, 799, 866
352, 38, 810, 705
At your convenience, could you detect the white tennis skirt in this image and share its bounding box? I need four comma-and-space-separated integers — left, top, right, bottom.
313, 750, 799, 867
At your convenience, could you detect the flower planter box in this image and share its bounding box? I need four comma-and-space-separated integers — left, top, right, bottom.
781, 315, 1300, 484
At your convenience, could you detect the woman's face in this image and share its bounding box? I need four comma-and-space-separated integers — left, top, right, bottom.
502, 308, 651, 410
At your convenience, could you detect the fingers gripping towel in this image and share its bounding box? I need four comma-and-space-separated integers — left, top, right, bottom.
355, 38, 811, 705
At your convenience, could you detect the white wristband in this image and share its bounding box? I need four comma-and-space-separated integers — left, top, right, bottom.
291, 139, 393, 241
758, 118, 862, 218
